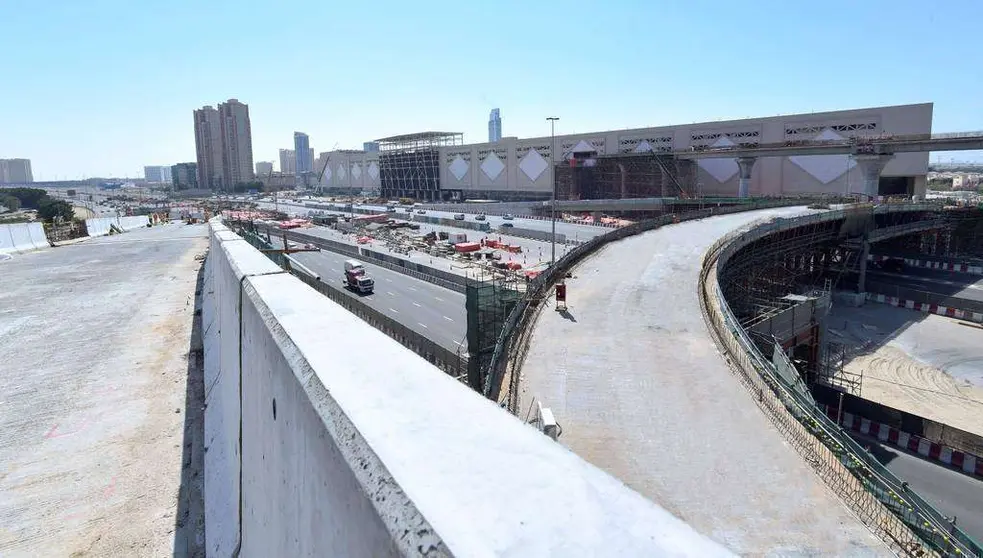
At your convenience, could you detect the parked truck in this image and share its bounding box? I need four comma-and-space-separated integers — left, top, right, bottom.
343, 259, 374, 294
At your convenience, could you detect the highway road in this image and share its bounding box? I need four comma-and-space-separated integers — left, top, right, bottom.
517, 206, 890, 555
849, 431, 983, 544
261, 199, 610, 241
868, 266, 983, 303
270, 237, 468, 353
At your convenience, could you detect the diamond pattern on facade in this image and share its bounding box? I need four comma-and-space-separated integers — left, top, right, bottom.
449, 155, 469, 180
788, 129, 856, 184
322, 166, 332, 182
480, 152, 505, 181
519, 148, 548, 181
566, 139, 594, 159
634, 140, 653, 153
351, 163, 361, 180
697, 136, 738, 183
368, 162, 379, 181
336, 164, 346, 180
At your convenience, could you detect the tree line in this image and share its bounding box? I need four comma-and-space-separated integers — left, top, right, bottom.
0, 188, 75, 221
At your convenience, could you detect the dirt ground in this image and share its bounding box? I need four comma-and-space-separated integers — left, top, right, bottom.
828, 303, 983, 437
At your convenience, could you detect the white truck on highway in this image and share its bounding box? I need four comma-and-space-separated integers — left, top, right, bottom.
343, 259, 375, 294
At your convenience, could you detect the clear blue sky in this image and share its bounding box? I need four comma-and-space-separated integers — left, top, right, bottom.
2, 0, 980, 180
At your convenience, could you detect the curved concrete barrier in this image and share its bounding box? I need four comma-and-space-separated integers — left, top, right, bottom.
202, 219, 731, 557
701, 207, 982, 557
0, 222, 49, 256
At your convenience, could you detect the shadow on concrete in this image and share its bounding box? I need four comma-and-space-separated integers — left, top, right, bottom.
173, 260, 206, 557
846, 431, 901, 468
558, 309, 577, 323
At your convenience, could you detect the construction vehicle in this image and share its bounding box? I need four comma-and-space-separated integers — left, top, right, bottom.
343, 259, 374, 294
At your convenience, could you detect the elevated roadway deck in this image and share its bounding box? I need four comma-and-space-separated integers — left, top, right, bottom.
0, 223, 207, 556
517, 208, 889, 555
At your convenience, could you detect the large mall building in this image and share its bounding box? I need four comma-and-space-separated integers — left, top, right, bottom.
313, 103, 932, 201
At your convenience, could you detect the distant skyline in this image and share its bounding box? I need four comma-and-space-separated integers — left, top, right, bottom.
2, 0, 981, 180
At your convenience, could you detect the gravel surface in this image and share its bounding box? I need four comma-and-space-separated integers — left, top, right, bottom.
518, 207, 889, 556
0, 223, 207, 557
828, 303, 983, 436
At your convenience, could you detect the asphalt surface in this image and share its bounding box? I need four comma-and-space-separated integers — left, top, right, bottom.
849, 432, 983, 544
271, 237, 468, 352
518, 206, 890, 555
0, 223, 207, 556
868, 267, 983, 303
262, 199, 609, 240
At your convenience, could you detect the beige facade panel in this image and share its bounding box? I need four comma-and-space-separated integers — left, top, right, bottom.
438, 103, 933, 197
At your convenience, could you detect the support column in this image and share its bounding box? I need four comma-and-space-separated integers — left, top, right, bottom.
851, 153, 894, 200
858, 239, 870, 294
736, 157, 756, 198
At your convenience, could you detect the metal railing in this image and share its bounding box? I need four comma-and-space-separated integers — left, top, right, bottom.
702, 215, 982, 557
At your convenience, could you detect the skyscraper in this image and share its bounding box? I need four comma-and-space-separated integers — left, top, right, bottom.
0, 158, 34, 183
294, 132, 312, 174
194, 105, 224, 189
279, 149, 296, 174
488, 108, 502, 143
219, 99, 254, 186
255, 161, 273, 176
194, 98, 254, 190
143, 165, 171, 183
171, 162, 198, 189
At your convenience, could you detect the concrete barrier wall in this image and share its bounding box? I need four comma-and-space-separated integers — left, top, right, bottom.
0, 222, 49, 255
119, 215, 150, 231
202, 219, 729, 557
85, 217, 115, 236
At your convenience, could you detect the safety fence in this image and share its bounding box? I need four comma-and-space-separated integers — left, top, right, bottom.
236, 226, 467, 379
701, 214, 982, 557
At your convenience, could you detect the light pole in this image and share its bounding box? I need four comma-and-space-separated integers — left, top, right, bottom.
547, 116, 560, 265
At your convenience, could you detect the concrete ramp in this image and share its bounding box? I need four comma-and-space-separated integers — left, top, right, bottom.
0, 222, 50, 256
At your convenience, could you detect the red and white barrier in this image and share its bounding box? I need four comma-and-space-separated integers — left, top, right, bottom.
822, 404, 983, 479
865, 292, 983, 323
868, 254, 983, 275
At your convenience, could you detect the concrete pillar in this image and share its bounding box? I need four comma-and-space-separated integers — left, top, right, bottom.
851, 154, 894, 200
736, 157, 756, 198
858, 239, 870, 293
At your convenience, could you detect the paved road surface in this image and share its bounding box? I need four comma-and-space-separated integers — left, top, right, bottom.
869, 267, 983, 303
262, 199, 609, 240
272, 238, 467, 352
849, 432, 983, 544
519, 207, 890, 555
0, 223, 207, 557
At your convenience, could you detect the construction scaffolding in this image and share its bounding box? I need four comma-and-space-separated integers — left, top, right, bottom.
465, 274, 522, 392
376, 132, 463, 202
554, 152, 696, 200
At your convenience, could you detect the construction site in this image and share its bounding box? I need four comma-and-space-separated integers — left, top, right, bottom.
554, 150, 697, 200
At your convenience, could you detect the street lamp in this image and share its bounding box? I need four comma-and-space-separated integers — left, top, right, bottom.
547, 116, 560, 265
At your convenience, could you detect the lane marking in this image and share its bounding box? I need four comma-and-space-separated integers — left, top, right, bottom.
443, 316, 453, 322
385, 278, 393, 282
408, 286, 417, 292
413, 302, 421, 307
389, 308, 399, 314
452, 340, 463, 345
418, 322, 429, 329
387, 291, 395, 296
435, 297, 444, 302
